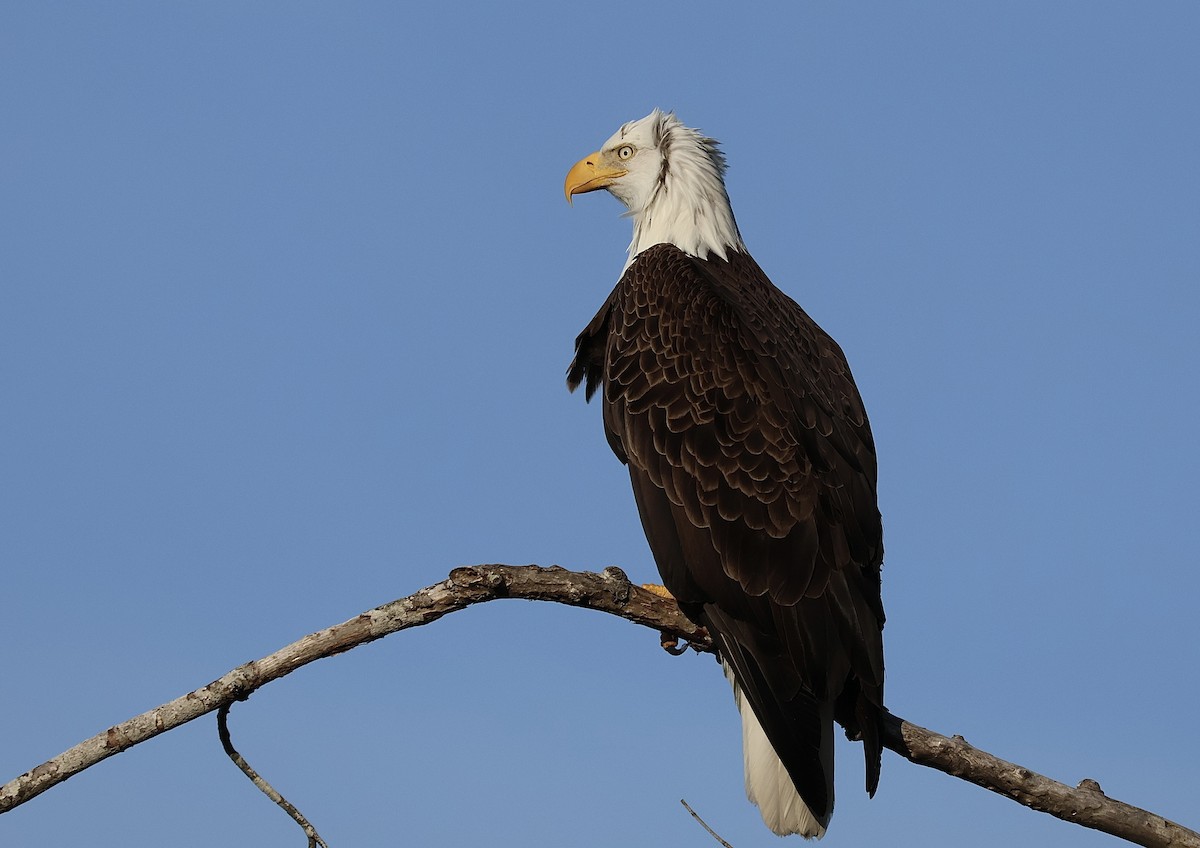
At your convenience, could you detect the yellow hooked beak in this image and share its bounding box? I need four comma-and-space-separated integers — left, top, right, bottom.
564, 151, 627, 204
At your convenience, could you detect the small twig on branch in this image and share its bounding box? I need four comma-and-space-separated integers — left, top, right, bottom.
217, 702, 329, 848
681, 798, 735, 848
1, 564, 1195, 848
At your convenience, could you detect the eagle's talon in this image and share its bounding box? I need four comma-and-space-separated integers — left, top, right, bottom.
660, 632, 689, 655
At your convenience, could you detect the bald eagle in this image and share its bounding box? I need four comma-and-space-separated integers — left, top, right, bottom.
565, 111, 886, 837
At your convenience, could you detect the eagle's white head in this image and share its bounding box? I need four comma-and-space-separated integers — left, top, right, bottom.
565, 109, 745, 270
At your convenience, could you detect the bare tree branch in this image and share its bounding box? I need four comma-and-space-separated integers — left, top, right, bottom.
1, 564, 1194, 848
218, 703, 329, 848
0, 565, 689, 815
879, 714, 1195, 848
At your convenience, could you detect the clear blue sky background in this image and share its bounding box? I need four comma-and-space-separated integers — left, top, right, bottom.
3, 3, 1197, 846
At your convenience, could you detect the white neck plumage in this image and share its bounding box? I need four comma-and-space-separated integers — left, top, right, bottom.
624, 119, 745, 271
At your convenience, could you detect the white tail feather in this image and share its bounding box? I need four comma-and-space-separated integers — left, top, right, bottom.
724, 662, 828, 838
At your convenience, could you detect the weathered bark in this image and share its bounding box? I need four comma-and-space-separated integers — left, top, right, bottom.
1, 565, 1194, 848
879, 714, 1195, 848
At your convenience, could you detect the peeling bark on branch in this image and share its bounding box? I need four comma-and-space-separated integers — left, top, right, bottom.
1, 565, 1195, 848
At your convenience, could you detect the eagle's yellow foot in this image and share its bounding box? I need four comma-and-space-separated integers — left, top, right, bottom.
639, 585, 690, 655
641, 583, 675, 600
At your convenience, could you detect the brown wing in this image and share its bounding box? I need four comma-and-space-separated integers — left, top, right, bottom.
569, 243, 885, 821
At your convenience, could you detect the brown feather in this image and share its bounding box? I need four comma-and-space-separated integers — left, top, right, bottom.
568, 242, 885, 823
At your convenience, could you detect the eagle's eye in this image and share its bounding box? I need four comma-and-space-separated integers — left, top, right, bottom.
616, 144, 635, 161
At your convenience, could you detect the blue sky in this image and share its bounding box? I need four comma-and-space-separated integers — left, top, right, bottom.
2, 3, 1198, 846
